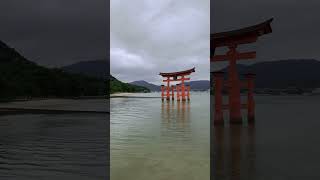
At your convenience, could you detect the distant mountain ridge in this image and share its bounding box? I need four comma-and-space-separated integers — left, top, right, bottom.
129, 80, 210, 91
62, 60, 108, 79
186, 80, 211, 90
62, 60, 149, 93
63, 60, 210, 91
217, 59, 320, 89
61, 58, 320, 91
129, 81, 161, 91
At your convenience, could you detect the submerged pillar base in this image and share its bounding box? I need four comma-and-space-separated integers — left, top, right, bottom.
230, 118, 243, 124
248, 117, 255, 124
214, 121, 224, 126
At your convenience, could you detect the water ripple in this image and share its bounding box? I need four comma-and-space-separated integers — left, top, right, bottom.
0, 113, 108, 179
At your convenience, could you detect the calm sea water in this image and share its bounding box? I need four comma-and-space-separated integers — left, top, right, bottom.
212, 95, 320, 180
1, 95, 319, 179
111, 92, 210, 180
0, 100, 108, 180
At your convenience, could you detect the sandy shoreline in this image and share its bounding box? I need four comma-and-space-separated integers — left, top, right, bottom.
0, 98, 109, 115
110, 92, 160, 98
111, 93, 136, 96
0, 107, 109, 115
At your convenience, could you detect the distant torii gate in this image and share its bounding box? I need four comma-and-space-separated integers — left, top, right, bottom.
159, 67, 195, 101
211, 19, 273, 125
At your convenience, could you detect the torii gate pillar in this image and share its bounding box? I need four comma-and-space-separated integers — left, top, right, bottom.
246, 73, 256, 123
213, 72, 224, 125
227, 45, 242, 123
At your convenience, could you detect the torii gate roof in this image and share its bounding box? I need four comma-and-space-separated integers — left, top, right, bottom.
159, 67, 195, 77
211, 18, 273, 48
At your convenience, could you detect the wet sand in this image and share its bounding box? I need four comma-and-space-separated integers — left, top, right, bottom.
0, 99, 109, 115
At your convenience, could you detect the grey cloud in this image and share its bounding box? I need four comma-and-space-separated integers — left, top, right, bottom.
111, 0, 210, 84
0, 0, 109, 67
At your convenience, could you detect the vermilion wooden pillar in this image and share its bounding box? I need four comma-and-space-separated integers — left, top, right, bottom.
186, 85, 190, 101
181, 75, 186, 101
213, 72, 224, 125
161, 85, 164, 101
171, 85, 175, 100
246, 73, 256, 123
166, 77, 170, 100
177, 84, 181, 101
227, 45, 242, 124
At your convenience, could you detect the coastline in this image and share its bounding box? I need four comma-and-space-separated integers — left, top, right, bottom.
0, 98, 109, 115
110, 92, 160, 98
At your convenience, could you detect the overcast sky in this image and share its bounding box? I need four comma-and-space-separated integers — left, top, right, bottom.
111, 0, 210, 84
211, 0, 320, 71
2, 1, 317, 80
0, 0, 109, 67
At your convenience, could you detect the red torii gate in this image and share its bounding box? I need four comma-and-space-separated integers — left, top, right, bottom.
159, 67, 195, 101
211, 19, 273, 125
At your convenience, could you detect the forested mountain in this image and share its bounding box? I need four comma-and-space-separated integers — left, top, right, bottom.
62, 60, 150, 93
0, 40, 107, 100
129, 80, 161, 91
110, 76, 150, 94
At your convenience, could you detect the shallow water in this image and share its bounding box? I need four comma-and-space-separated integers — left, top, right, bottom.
111, 92, 210, 180
1, 95, 318, 179
0, 100, 108, 180
0, 99, 109, 112
212, 95, 320, 180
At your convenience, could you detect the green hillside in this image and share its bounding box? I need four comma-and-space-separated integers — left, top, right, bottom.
0, 40, 107, 100
60, 60, 150, 94
110, 75, 150, 94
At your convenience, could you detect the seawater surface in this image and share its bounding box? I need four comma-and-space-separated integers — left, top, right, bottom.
111, 92, 210, 180
212, 95, 320, 180
0, 99, 108, 180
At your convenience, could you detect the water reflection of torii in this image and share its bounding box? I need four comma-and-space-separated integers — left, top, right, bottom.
161, 101, 191, 131
213, 125, 256, 179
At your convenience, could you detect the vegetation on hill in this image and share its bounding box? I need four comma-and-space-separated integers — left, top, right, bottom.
110, 76, 150, 94
0, 40, 107, 100
61, 60, 150, 94
129, 80, 161, 91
